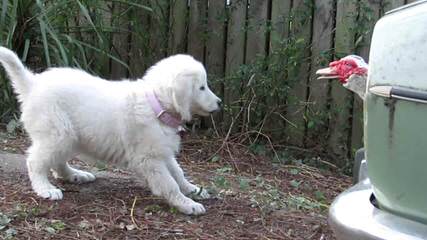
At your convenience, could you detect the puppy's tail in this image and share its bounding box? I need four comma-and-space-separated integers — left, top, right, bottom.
0, 47, 34, 101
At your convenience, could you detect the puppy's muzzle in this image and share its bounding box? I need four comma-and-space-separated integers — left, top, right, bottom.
210, 99, 222, 114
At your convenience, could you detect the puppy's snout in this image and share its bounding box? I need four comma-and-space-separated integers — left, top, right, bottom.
209, 99, 222, 114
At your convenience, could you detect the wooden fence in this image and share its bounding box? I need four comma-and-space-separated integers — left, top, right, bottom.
12, 0, 416, 166
101, 0, 418, 166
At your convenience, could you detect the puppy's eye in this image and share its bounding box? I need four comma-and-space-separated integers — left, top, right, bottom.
200, 86, 205, 91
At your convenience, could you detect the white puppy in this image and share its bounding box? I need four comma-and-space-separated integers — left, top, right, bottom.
0, 47, 221, 215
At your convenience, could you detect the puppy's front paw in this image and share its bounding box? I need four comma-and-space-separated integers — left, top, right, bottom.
176, 200, 206, 215
35, 188, 63, 200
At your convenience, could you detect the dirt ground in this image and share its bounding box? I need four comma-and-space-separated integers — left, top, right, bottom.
0, 131, 351, 240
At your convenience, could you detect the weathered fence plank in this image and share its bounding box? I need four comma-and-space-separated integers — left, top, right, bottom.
188, 0, 208, 62
245, 0, 268, 63
205, 0, 227, 125
283, 0, 313, 147
206, 0, 226, 80
270, 0, 291, 44
148, 0, 170, 64
225, 0, 246, 74
110, 2, 130, 79
91, 3, 112, 77
129, 0, 151, 78
168, 0, 188, 55
224, 0, 247, 128
328, 0, 357, 164
267, 0, 292, 138
242, 0, 269, 132
305, 0, 335, 146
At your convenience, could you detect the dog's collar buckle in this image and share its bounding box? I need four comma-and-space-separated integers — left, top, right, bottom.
156, 110, 166, 118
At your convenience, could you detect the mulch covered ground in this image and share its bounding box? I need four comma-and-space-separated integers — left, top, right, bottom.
0, 131, 351, 240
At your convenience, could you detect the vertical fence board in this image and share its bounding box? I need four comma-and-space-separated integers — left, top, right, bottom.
306, 0, 335, 146
188, 0, 208, 62
224, 0, 247, 75
129, 1, 151, 78
242, 0, 268, 132
245, 0, 268, 63
110, 2, 130, 79
168, 0, 188, 55
268, 0, 292, 137
92, 2, 112, 77
284, 0, 313, 147
351, 0, 383, 154
206, 1, 226, 78
206, 1, 226, 125
148, 0, 170, 64
224, 0, 247, 128
328, 0, 357, 164
270, 0, 291, 44
225, 0, 246, 74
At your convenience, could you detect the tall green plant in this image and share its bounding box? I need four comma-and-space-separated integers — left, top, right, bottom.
0, 0, 152, 123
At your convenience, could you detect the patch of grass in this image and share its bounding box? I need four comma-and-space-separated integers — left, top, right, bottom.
0, 212, 12, 230
3, 227, 17, 239
144, 204, 163, 214
286, 194, 328, 211
213, 175, 230, 190
78, 219, 91, 230
49, 220, 66, 232
289, 179, 302, 189
12, 204, 50, 219
215, 166, 233, 174
209, 155, 221, 163
238, 177, 250, 191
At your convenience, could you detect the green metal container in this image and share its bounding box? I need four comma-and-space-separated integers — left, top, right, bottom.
366, 1, 427, 224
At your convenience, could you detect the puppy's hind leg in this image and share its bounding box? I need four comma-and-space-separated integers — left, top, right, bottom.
52, 162, 96, 184
27, 141, 73, 200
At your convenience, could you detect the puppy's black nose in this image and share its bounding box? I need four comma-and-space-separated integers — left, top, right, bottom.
217, 100, 222, 108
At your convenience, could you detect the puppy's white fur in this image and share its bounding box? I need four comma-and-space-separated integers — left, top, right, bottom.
0, 47, 221, 215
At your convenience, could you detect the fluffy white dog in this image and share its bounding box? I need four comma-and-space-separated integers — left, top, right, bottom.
0, 47, 221, 215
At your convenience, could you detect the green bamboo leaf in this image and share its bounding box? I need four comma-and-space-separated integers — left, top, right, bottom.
0, 0, 8, 31
38, 18, 51, 67
65, 35, 88, 69
74, 39, 129, 70
44, 24, 69, 66
5, 0, 18, 48
22, 39, 30, 62
75, 0, 103, 43
113, 0, 153, 12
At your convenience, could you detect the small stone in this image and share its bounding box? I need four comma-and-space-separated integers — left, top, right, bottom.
126, 224, 136, 231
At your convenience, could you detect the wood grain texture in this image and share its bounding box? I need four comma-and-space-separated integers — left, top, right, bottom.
305, 0, 335, 146
168, 0, 188, 55
283, 0, 313, 147
110, 2, 130, 79
188, 0, 208, 62
328, 0, 357, 163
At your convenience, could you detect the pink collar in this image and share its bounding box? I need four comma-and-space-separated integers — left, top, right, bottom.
146, 90, 183, 129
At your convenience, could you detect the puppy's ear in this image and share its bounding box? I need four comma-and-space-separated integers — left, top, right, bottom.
172, 72, 194, 121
